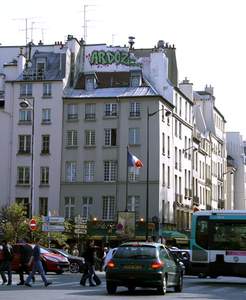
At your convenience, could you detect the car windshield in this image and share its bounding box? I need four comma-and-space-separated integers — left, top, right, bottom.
55, 249, 69, 257
40, 247, 53, 254
114, 246, 157, 258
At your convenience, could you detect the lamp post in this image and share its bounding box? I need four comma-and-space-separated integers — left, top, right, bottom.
19, 99, 34, 217
146, 106, 171, 241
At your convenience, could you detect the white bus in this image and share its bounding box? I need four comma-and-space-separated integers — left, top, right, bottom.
190, 210, 246, 278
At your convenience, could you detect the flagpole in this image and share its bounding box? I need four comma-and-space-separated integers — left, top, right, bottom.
125, 145, 129, 212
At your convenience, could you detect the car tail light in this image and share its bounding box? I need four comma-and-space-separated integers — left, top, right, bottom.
151, 261, 164, 269
107, 259, 116, 269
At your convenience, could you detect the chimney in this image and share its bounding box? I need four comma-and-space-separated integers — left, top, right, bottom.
128, 36, 135, 50
17, 47, 26, 75
205, 84, 214, 96
179, 77, 193, 101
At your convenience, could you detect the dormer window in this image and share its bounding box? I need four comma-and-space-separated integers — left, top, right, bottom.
85, 74, 96, 91
36, 59, 46, 80
130, 71, 142, 87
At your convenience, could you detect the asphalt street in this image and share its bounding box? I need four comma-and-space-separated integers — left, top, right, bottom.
0, 272, 246, 300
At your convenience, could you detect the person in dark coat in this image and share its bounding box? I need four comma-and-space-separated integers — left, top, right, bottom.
80, 240, 101, 286
17, 239, 35, 285
0, 240, 13, 285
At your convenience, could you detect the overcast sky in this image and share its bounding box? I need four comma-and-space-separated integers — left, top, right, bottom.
1, 0, 246, 137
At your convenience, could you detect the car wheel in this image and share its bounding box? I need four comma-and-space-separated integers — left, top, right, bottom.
174, 274, 183, 292
106, 282, 117, 295
128, 285, 136, 293
157, 274, 167, 295
209, 275, 218, 279
198, 273, 207, 278
70, 262, 80, 273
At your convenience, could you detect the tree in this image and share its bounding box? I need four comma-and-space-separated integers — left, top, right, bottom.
0, 203, 29, 242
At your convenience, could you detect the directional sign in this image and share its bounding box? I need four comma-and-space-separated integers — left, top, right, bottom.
74, 229, 87, 235
29, 219, 37, 231
75, 224, 87, 229
42, 224, 65, 232
42, 216, 65, 223
74, 216, 87, 224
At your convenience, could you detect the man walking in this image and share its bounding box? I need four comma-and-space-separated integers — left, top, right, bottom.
24, 238, 52, 287
0, 240, 13, 285
80, 240, 101, 286
17, 239, 35, 285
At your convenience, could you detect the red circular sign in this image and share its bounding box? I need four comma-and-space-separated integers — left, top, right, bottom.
29, 219, 37, 231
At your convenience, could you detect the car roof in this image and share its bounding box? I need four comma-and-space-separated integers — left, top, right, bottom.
120, 242, 163, 247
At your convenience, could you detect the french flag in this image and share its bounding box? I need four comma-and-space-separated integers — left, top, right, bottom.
127, 150, 143, 168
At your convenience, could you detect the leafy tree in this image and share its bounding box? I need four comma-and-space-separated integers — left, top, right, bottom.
0, 203, 29, 242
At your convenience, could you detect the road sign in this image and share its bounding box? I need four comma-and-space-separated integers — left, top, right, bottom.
42, 216, 65, 223
75, 224, 87, 229
74, 216, 87, 224
74, 229, 87, 235
42, 224, 65, 232
29, 219, 37, 231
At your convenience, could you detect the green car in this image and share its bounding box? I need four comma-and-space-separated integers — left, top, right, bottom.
106, 242, 184, 295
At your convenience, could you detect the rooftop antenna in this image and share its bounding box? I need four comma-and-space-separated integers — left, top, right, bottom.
13, 17, 39, 45
82, 3, 96, 43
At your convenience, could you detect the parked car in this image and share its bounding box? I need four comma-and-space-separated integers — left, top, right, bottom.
106, 242, 184, 295
0, 243, 70, 274
48, 248, 85, 273
169, 248, 191, 275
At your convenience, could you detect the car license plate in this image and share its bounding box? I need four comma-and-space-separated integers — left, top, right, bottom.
123, 265, 142, 270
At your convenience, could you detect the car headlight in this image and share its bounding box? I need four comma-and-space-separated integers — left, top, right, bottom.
45, 256, 59, 262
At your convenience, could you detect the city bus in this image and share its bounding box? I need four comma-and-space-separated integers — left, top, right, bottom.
190, 210, 246, 278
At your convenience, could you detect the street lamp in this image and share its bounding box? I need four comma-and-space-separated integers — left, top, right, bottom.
146, 106, 171, 241
19, 99, 34, 217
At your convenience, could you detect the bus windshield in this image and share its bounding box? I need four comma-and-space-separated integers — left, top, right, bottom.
210, 221, 246, 250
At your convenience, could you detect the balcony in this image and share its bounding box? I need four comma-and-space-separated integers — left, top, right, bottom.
206, 177, 212, 186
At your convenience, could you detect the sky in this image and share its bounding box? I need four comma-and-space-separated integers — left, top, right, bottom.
1, 0, 246, 137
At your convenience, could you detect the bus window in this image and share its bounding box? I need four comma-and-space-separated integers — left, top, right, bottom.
195, 216, 209, 249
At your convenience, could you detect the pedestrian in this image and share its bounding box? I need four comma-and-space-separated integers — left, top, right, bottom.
80, 240, 101, 286
17, 238, 35, 285
0, 240, 13, 285
24, 238, 52, 288
72, 245, 79, 257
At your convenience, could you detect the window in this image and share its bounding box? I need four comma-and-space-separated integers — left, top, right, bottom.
162, 132, 165, 155
85, 103, 96, 120
39, 197, 48, 216
42, 108, 51, 124
67, 104, 78, 120
17, 166, 30, 184
102, 196, 115, 220
105, 103, 117, 117
129, 102, 140, 117
40, 166, 49, 185
41, 135, 50, 154
85, 130, 95, 146
104, 129, 117, 146
82, 197, 93, 219
43, 83, 51, 96
104, 161, 117, 182
84, 161, 95, 182
128, 166, 140, 181
65, 161, 77, 182
179, 122, 182, 139
162, 163, 165, 186
175, 119, 178, 137
167, 166, 170, 188
179, 96, 182, 116
18, 135, 31, 154
175, 147, 178, 169
67, 130, 78, 147
37, 62, 45, 79
65, 197, 75, 218
161, 105, 164, 122
20, 83, 32, 96
167, 136, 170, 157
19, 109, 31, 123
127, 195, 140, 219
129, 128, 140, 145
